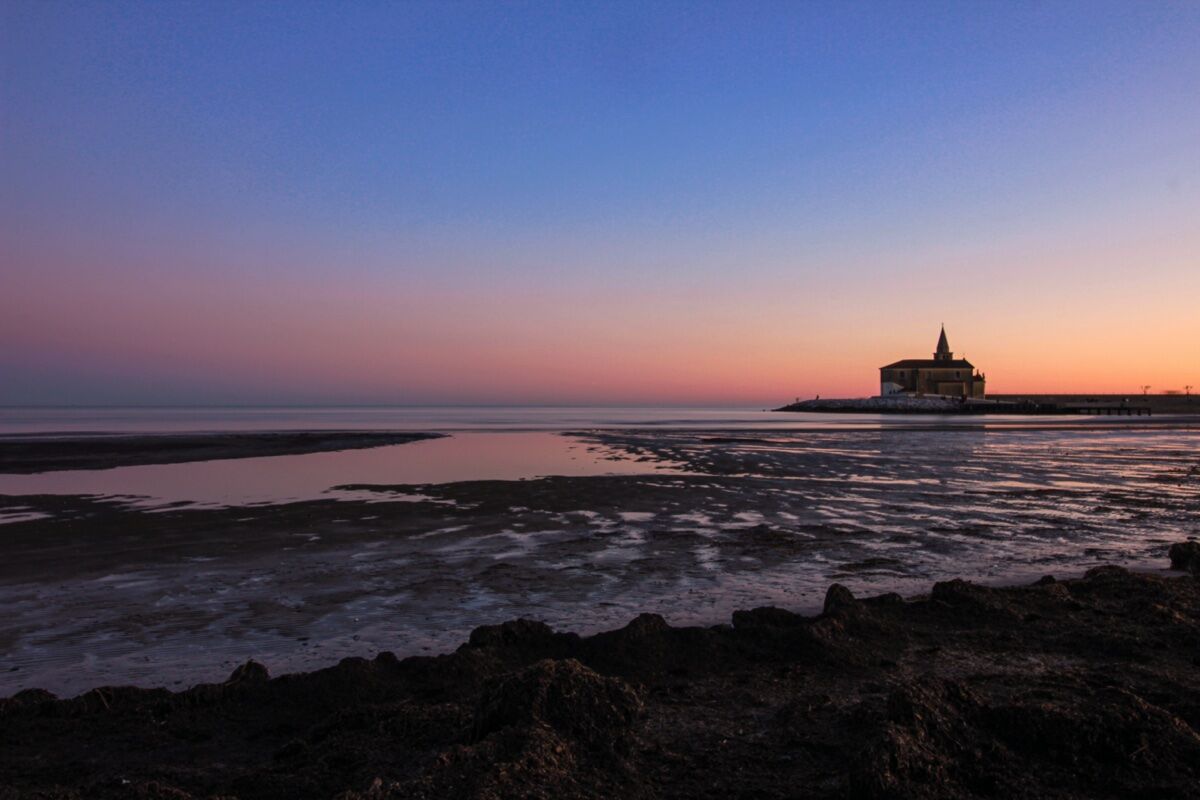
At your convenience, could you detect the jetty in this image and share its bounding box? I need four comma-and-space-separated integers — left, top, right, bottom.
1056, 402, 1151, 416
775, 395, 1157, 416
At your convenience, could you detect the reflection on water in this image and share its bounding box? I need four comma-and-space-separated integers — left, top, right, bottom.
0, 433, 684, 509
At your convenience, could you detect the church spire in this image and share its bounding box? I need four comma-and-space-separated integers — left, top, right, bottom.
934, 325, 952, 361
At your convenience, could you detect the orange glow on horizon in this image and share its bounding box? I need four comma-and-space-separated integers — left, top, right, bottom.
4, 222, 1198, 405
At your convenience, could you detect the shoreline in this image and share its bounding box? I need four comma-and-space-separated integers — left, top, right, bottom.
0, 430, 445, 474
4, 545, 1198, 798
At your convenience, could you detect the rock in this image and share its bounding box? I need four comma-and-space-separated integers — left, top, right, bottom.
0, 687, 57, 716
581, 612, 721, 680
823, 583, 857, 615
1168, 541, 1200, 573
851, 681, 980, 797
374, 651, 399, 667
929, 579, 1023, 624
401, 659, 650, 800
10, 688, 56, 704
226, 660, 269, 684
731, 606, 803, 629
981, 687, 1200, 787
472, 658, 642, 747
1083, 565, 1132, 581
622, 612, 671, 637
94, 778, 197, 799
930, 578, 978, 602
466, 618, 557, 648
853, 679, 1200, 799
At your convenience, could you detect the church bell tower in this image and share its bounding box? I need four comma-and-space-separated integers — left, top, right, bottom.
933, 325, 953, 362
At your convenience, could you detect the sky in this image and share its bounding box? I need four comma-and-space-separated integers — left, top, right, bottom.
2, 1, 1198, 406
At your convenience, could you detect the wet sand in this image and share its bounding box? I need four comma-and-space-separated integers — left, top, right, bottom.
0, 430, 443, 474
2, 550, 1198, 799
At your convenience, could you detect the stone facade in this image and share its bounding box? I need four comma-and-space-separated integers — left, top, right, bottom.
879, 327, 986, 398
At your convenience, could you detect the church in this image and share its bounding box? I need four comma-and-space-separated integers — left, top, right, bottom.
879, 327, 986, 398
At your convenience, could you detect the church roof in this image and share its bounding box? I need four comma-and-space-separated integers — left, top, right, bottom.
936, 325, 950, 355
880, 358, 976, 370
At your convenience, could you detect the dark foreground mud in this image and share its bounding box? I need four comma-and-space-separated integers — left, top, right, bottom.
3, 548, 1199, 799
0, 431, 443, 474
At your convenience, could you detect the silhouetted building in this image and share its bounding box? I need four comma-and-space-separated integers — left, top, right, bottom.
879, 327, 986, 398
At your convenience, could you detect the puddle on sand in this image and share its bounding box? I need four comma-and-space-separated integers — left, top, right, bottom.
0, 432, 689, 512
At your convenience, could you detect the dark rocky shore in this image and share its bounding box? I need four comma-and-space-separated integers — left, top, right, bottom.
3, 545, 1199, 799
0, 431, 443, 474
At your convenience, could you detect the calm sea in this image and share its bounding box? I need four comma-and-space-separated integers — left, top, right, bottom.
2, 405, 801, 434
0, 404, 1132, 435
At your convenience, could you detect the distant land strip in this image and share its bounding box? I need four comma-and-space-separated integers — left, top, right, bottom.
0, 431, 445, 474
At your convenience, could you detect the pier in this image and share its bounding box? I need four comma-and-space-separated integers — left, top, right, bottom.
776, 396, 1162, 416
1058, 403, 1151, 416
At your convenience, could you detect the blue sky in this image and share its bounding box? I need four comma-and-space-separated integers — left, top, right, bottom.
3, 1, 1198, 404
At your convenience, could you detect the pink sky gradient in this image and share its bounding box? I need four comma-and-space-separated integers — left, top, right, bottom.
5, 216, 1197, 405
3, 3, 1198, 405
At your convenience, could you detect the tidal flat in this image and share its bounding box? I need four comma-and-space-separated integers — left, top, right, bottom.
1, 424, 1197, 696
